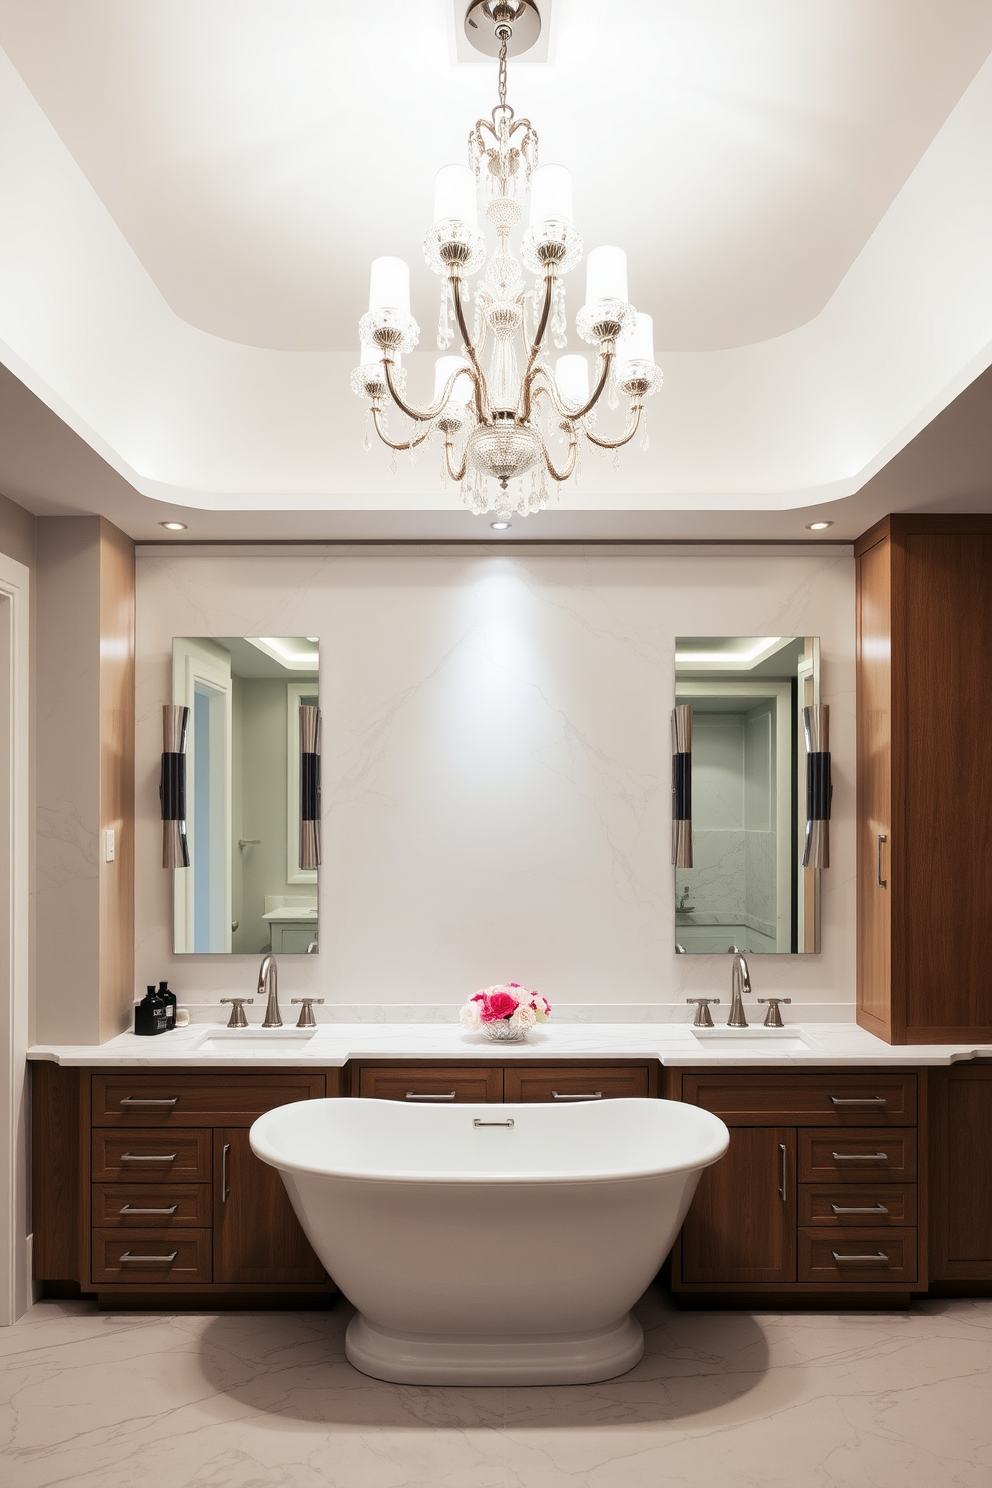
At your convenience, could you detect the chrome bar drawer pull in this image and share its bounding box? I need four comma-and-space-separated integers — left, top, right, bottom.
831, 1151, 889, 1163
831, 1203, 889, 1216
778, 1143, 787, 1202
877, 832, 887, 888
829, 1095, 887, 1107
221, 1143, 231, 1203
405, 1092, 457, 1101
119, 1252, 179, 1264
831, 1251, 890, 1266
120, 1153, 178, 1163
473, 1119, 514, 1128
551, 1092, 603, 1101
119, 1097, 179, 1108
119, 1204, 179, 1216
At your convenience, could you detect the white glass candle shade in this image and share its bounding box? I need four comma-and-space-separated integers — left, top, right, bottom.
619, 312, 654, 366
555, 354, 590, 408
433, 165, 478, 230
368, 257, 411, 314
585, 246, 628, 306
434, 356, 473, 408
529, 164, 573, 227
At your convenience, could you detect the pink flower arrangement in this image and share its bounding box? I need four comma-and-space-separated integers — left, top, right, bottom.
460, 983, 552, 1035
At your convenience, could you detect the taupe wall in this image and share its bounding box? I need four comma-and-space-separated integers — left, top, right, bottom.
0, 492, 35, 1046
36, 517, 134, 1044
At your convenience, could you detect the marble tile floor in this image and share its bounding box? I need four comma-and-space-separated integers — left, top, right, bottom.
2, 1287, 991, 1488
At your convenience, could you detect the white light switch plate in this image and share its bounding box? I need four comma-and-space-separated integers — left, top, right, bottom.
104, 828, 116, 863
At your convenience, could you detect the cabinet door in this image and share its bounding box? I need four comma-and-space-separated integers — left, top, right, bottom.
213, 1129, 325, 1285
681, 1128, 796, 1285
929, 1067, 992, 1280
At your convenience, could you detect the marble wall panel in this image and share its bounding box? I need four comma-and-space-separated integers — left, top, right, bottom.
132, 544, 856, 1014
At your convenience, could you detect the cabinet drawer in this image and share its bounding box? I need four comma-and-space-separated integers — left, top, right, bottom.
798, 1183, 916, 1227
680, 1072, 916, 1125
92, 1130, 212, 1182
503, 1066, 650, 1102
92, 1229, 212, 1285
798, 1227, 917, 1285
358, 1066, 503, 1102
798, 1129, 916, 1182
91, 1183, 212, 1227
92, 1073, 325, 1126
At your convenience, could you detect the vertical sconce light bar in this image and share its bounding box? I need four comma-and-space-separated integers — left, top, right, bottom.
160, 704, 190, 869
300, 704, 322, 871
671, 703, 693, 869
802, 704, 832, 869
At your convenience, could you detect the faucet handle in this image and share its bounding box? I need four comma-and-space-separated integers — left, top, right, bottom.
686, 998, 720, 1029
757, 997, 791, 1028
290, 997, 324, 1029
220, 997, 253, 1029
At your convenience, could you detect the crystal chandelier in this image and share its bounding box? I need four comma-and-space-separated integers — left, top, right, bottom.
352, 0, 663, 519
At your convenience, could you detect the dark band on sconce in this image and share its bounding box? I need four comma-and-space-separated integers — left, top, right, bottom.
160, 704, 190, 869
802, 704, 832, 870
671, 703, 693, 869
300, 704, 322, 871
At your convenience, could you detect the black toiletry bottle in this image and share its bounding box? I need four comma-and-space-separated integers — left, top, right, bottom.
157, 980, 177, 1032
134, 986, 168, 1037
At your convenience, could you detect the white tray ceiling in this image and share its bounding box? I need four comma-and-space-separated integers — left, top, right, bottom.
0, 0, 990, 521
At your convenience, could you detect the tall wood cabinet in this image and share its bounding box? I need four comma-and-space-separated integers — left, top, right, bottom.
855, 515, 992, 1043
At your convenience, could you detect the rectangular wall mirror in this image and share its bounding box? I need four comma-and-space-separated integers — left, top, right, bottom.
171, 637, 319, 954
674, 636, 820, 954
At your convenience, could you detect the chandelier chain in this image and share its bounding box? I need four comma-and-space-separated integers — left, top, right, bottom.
497, 32, 509, 109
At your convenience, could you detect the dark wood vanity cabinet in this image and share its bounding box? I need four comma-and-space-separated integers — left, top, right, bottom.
33, 1064, 338, 1304
670, 1070, 925, 1301
928, 1063, 992, 1284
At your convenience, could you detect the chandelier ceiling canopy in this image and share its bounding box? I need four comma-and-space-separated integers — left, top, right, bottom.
353, 0, 663, 519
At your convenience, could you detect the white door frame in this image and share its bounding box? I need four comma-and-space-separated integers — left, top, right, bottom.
0, 551, 30, 1324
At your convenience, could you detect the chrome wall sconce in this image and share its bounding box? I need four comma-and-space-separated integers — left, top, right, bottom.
802, 704, 832, 869
671, 703, 693, 869
160, 704, 190, 869
299, 704, 322, 871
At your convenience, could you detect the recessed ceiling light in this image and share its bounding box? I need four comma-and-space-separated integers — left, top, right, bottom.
159, 520, 188, 531
490, 521, 511, 531
805, 520, 833, 531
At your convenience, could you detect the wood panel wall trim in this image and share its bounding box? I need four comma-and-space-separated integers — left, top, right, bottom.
97, 519, 135, 1042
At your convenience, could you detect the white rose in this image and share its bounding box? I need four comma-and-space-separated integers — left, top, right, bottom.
460, 1001, 482, 1032
513, 1004, 537, 1030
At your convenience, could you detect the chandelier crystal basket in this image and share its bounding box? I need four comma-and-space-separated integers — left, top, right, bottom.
352, 0, 663, 519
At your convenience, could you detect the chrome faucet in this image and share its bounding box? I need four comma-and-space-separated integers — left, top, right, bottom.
258, 954, 282, 1028
728, 946, 752, 1028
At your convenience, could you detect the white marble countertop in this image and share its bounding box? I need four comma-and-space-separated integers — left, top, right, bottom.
25, 1020, 992, 1070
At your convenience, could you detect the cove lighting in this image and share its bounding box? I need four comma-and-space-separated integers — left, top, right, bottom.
245, 637, 320, 671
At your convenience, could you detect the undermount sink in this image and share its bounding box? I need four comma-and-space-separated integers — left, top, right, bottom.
193, 1028, 317, 1053
691, 1026, 822, 1053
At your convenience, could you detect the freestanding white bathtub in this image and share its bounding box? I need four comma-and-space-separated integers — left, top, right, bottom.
250, 1096, 729, 1386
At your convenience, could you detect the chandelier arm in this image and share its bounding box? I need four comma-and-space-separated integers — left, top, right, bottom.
382, 357, 481, 426
518, 272, 556, 420
542, 432, 578, 483
370, 405, 435, 453
583, 400, 644, 451
444, 437, 467, 484
449, 271, 489, 423
570, 347, 616, 420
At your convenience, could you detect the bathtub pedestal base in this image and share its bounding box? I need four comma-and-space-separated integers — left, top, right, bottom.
345, 1311, 644, 1386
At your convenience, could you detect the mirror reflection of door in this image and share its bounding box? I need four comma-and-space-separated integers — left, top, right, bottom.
173, 639, 233, 953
